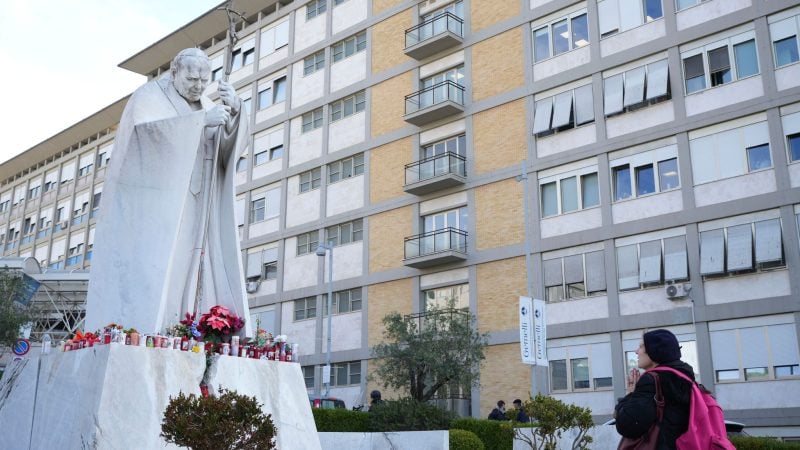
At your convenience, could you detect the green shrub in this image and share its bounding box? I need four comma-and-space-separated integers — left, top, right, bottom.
161, 388, 276, 450
450, 429, 485, 450
311, 408, 370, 432
368, 398, 455, 431
730, 436, 800, 450
451, 417, 514, 450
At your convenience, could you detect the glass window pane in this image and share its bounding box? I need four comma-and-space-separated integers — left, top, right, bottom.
552, 20, 569, 56
533, 27, 550, 62
613, 165, 631, 201
560, 176, 578, 212
716, 369, 740, 382
788, 134, 800, 162
550, 360, 568, 390
708, 47, 731, 87
776, 365, 800, 377
635, 164, 656, 196
747, 144, 771, 171
541, 182, 558, 217
571, 358, 590, 389
658, 158, 680, 190
683, 54, 706, 93
581, 173, 599, 208
643, 0, 663, 21
734, 40, 759, 78
774, 37, 800, 67
744, 367, 768, 381
571, 14, 589, 49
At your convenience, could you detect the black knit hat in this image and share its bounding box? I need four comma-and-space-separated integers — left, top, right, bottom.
643, 329, 681, 363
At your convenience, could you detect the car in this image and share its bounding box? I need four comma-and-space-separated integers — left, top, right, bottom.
603, 419, 747, 437
308, 395, 346, 410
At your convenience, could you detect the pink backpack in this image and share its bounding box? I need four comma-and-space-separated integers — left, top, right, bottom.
649, 366, 736, 450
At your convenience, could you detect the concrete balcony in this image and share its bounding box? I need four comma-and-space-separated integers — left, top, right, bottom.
404, 81, 465, 126
404, 12, 464, 60
404, 227, 467, 268
404, 152, 466, 195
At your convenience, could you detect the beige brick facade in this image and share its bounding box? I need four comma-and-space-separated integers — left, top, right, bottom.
367, 360, 408, 402
370, 137, 412, 204
475, 178, 524, 251
470, 0, 520, 33
367, 278, 413, 346
372, 10, 412, 75
368, 205, 411, 272
371, 71, 412, 138
471, 28, 525, 102
476, 256, 526, 333
479, 343, 532, 418
372, 0, 406, 15
473, 98, 527, 175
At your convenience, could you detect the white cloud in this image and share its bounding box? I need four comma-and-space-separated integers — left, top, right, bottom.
0, 0, 220, 164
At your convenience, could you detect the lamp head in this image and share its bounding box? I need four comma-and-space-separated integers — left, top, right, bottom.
315, 245, 327, 257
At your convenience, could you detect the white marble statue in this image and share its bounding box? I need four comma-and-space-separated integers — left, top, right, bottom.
85, 48, 250, 335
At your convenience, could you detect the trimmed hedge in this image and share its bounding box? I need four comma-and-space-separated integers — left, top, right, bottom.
311, 408, 370, 432
450, 429, 485, 450
368, 398, 455, 431
730, 436, 800, 450
451, 418, 514, 450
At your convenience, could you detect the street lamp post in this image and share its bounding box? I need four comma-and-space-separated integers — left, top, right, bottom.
316, 243, 334, 396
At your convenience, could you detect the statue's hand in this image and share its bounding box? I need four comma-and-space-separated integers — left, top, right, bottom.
205, 105, 231, 127
218, 81, 240, 114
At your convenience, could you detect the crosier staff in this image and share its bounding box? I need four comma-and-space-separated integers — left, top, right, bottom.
193, 1, 247, 318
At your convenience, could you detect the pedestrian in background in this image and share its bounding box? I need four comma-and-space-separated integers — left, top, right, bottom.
488, 400, 507, 420
513, 398, 530, 422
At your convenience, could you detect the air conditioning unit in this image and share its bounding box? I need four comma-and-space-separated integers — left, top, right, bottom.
665, 283, 691, 300
246, 281, 260, 293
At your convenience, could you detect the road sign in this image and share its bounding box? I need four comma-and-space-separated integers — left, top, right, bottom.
12, 338, 31, 356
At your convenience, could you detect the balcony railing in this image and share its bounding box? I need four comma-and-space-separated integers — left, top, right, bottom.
404, 227, 467, 268
405, 308, 470, 332
405, 12, 464, 60
405, 152, 466, 195
405, 80, 465, 125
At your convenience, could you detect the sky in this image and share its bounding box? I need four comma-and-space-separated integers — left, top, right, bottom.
0, 0, 223, 164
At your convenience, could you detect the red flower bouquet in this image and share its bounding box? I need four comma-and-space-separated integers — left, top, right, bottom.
197, 305, 245, 343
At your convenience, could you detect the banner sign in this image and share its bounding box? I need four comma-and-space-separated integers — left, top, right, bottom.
519, 297, 534, 365
532, 298, 548, 367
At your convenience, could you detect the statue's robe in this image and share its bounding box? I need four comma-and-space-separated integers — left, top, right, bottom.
85, 75, 250, 335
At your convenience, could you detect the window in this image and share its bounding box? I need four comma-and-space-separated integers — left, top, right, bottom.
236, 157, 248, 173
242, 97, 252, 114
330, 91, 366, 122
260, 21, 289, 56
325, 219, 363, 247
612, 151, 680, 201
682, 31, 759, 94
604, 59, 670, 116
746, 144, 772, 171
328, 154, 364, 183
302, 366, 315, 388
539, 168, 599, 217
294, 296, 317, 321
676, 0, 711, 10
598, 0, 663, 38
299, 168, 322, 192
304, 50, 325, 76
533, 84, 594, 136
257, 76, 286, 110
616, 235, 688, 290
549, 342, 613, 392
296, 231, 319, 256
28, 185, 41, 200
323, 288, 363, 315
700, 218, 784, 276
231, 41, 256, 71
302, 108, 324, 133
532, 11, 589, 62
332, 31, 367, 62
249, 189, 279, 223
423, 284, 469, 311
78, 164, 92, 177
332, 361, 361, 386
246, 245, 278, 282
771, 14, 800, 67
306, 0, 327, 20
543, 250, 606, 302
710, 321, 800, 382
788, 133, 800, 163
255, 145, 283, 165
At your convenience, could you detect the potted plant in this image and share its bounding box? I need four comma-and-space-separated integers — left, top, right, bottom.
196, 305, 245, 345
125, 328, 140, 346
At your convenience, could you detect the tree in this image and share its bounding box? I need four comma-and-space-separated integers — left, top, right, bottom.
514, 394, 593, 450
0, 269, 36, 351
161, 388, 277, 450
372, 304, 488, 402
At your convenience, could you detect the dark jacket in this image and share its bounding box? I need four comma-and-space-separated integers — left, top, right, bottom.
614, 360, 694, 450
515, 409, 530, 423
488, 407, 507, 420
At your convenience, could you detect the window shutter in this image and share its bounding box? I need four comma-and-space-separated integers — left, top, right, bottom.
585, 251, 606, 292
726, 224, 753, 271
623, 66, 646, 107
544, 258, 563, 287
617, 245, 639, 290
604, 74, 624, 115
683, 54, 704, 79
551, 91, 574, 128
533, 98, 554, 133
768, 324, 800, 366
574, 84, 595, 125
700, 229, 725, 275
246, 252, 263, 278
563, 254, 584, 284
597, 0, 620, 36
638, 240, 662, 284
708, 46, 730, 72
646, 59, 669, 100
589, 343, 613, 379
740, 327, 768, 368
664, 236, 688, 281
710, 329, 738, 370
755, 219, 782, 263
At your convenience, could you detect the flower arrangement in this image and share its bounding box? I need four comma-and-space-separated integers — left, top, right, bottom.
197, 305, 245, 343
178, 312, 202, 339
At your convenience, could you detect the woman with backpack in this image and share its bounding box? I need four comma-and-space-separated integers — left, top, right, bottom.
614, 329, 694, 449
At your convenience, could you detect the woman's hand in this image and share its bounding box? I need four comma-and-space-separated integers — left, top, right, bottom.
626, 368, 641, 394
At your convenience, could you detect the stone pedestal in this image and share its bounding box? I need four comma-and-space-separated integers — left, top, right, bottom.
0, 345, 320, 449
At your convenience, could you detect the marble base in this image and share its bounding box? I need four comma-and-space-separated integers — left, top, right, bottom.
0, 345, 320, 449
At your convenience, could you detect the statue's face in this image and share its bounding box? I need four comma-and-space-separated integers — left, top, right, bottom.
172, 57, 211, 103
